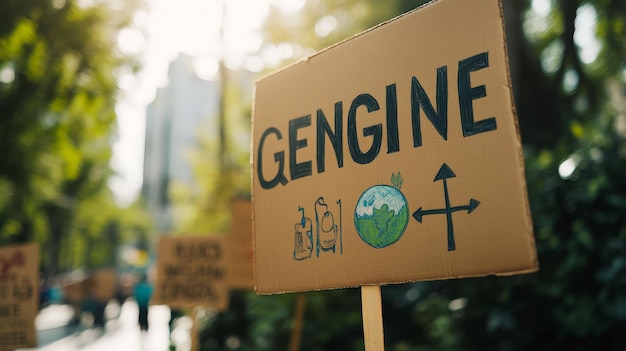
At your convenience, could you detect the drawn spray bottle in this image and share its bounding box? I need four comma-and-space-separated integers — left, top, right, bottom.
293, 206, 313, 260
315, 197, 337, 256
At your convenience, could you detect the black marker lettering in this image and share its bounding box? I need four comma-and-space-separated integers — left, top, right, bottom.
458, 52, 497, 137
316, 102, 344, 173
257, 127, 288, 189
411, 66, 448, 147
348, 93, 382, 164
289, 115, 312, 180
386, 84, 400, 154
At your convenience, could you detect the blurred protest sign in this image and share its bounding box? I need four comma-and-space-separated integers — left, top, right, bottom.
0, 242, 39, 351
89, 269, 118, 303
154, 235, 229, 310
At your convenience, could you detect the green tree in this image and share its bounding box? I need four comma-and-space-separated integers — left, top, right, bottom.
0, 0, 145, 275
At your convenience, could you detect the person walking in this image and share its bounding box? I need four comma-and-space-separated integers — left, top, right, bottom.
133, 274, 153, 332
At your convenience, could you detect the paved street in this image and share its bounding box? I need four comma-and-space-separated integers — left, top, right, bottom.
25, 300, 192, 351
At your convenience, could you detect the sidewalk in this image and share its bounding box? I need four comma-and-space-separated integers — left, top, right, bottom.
28, 300, 191, 351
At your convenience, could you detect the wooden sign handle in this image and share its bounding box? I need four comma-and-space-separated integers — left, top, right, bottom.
191, 307, 199, 351
361, 285, 384, 351
289, 293, 307, 351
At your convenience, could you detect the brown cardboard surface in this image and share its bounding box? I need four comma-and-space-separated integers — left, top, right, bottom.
226, 199, 255, 290
252, 0, 537, 294
89, 269, 118, 303
62, 279, 87, 304
0, 242, 39, 350
62, 270, 117, 304
153, 235, 229, 310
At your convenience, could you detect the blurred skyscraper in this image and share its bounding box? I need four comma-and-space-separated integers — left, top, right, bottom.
142, 53, 219, 232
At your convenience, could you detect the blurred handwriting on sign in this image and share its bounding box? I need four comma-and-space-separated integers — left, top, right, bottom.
252, 0, 537, 294
154, 235, 229, 310
0, 242, 39, 351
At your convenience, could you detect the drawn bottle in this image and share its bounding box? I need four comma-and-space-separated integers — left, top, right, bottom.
315, 197, 337, 256
293, 206, 313, 260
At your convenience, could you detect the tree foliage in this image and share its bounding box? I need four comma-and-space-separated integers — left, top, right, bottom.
0, 0, 149, 275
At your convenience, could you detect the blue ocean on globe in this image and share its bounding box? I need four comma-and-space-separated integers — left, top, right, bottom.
354, 185, 409, 248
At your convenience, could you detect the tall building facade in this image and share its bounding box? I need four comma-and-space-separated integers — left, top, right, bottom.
142, 53, 219, 232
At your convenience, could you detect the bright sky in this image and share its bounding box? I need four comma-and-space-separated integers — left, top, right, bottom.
109, 0, 305, 206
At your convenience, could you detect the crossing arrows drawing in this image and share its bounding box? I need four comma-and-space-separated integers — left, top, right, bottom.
412, 163, 480, 251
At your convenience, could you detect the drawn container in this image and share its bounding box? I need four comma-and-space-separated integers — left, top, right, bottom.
294, 216, 313, 260
315, 198, 337, 255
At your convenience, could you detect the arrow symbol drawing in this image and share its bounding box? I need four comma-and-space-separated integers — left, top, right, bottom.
412, 163, 480, 251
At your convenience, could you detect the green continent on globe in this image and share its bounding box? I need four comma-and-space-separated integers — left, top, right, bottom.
354, 185, 409, 248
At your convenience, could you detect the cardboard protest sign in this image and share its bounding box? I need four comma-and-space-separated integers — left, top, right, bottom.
0, 242, 39, 351
252, 0, 538, 294
153, 235, 229, 310
226, 199, 254, 290
89, 269, 118, 303
62, 279, 86, 304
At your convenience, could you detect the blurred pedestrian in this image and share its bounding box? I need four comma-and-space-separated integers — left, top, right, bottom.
134, 273, 153, 332
39, 275, 50, 309
116, 273, 134, 307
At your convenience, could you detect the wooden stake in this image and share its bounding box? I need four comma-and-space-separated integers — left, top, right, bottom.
190, 307, 199, 351
361, 285, 384, 351
289, 293, 307, 351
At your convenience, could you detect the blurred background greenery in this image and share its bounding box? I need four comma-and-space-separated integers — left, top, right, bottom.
1, 0, 625, 350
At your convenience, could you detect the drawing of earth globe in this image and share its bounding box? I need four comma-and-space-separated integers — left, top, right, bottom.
354, 185, 409, 248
